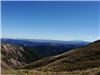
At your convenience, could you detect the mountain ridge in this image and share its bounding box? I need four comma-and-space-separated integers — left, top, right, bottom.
1, 38, 89, 46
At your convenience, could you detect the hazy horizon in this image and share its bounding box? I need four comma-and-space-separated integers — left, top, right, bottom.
2, 1, 100, 42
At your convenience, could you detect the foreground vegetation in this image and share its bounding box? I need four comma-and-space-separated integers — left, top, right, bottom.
1, 67, 100, 75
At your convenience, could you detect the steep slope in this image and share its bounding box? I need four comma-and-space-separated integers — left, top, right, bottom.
1, 43, 44, 69
21, 40, 100, 72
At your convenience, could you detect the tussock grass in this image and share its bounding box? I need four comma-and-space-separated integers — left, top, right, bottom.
1, 67, 100, 75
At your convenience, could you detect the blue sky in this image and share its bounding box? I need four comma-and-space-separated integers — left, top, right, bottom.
1, 1, 100, 41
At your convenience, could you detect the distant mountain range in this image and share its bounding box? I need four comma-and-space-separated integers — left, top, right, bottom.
1, 38, 89, 46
